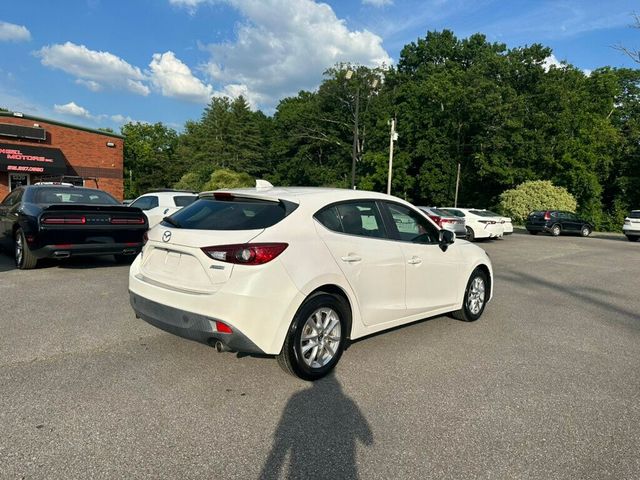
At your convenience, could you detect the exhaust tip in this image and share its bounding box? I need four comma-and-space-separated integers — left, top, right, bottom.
213, 340, 231, 353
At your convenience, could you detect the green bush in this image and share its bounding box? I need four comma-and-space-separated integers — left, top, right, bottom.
202, 168, 254, 191
498, 180, 577, 225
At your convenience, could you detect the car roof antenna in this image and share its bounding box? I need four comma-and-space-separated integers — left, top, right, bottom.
255, 179, 274, 191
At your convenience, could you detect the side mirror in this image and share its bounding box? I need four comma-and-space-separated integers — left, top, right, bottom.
439, 229, 455, 252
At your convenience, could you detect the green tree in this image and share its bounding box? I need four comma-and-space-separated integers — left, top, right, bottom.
121, 122, 179, 198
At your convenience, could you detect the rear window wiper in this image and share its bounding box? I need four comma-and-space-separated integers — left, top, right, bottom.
162, 216, 181, 228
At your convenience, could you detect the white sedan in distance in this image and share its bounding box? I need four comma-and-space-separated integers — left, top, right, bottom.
129, 189, 198, 228
440, 207, 505, 241
129, 184, 494, 380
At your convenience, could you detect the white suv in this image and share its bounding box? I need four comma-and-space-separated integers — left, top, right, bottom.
623, 210, 640, 242
129, 190, 198, 228
129, 185, 493, 380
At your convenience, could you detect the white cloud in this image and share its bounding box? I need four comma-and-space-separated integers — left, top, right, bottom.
542, 54, 564, 71
194, 0, 391, 110
54, 101, 93, 119
362, 0, 393, 6
37, 42, 150, 96
148, 51, 214, 103
75, 79, 103, 92
0, 21, 31, 42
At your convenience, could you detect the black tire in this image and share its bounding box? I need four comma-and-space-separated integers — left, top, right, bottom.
15, 228, 38, 270
466, 227, 475, 241
580, 225, 591, 237
528, 230, 538, 235
550, 224, 561, 237
114, 254, 136, 264
451, 268, 488, 322
627, 235, 639, 242
277, 293, 349, 381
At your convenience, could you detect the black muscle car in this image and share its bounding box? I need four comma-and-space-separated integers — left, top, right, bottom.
0, 184, 147, 269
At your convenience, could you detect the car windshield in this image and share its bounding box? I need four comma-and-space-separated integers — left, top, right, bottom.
629, 211, 640, 219
34, 188, 118, 205
166, 196, 297, 230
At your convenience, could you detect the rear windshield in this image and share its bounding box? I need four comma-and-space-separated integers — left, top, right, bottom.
471, 210, 500, 217
630, 211, 640, 219
173, 195, 197, 207
165, 196, 297, 230
34, 188, 118, 205
441, 208, 464, 217
425, 207, 452, 217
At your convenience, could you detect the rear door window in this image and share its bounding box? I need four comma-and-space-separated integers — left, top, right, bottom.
130, 196, 159, 211
167, 196, 296, 230
173, 195, 197, 207
315, 201, 386, 238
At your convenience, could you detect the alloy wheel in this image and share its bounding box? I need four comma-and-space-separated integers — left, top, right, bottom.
299, 307, 342, 369
467, 276, 486, 315
15, 233, 23, 267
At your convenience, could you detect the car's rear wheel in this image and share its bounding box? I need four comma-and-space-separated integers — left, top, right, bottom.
278, 293, 348, 381
580, 225, 591, 237
466, 227, 475, 241
551, 224, 561, 236
627, 235, 639, 242
451, 268, 488, 322
15, 228, 38, 270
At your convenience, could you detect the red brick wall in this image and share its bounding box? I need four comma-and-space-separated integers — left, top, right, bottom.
0, 117, 123, 200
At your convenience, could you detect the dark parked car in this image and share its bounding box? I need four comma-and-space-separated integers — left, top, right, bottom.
0, 184, 147, 269
526, 210, 593, 237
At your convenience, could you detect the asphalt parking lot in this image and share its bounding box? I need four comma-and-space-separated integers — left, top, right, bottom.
1, 232, 639, 479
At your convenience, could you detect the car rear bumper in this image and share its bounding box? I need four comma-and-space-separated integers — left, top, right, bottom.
32, 242, 143, 259
130, 291, 263, 353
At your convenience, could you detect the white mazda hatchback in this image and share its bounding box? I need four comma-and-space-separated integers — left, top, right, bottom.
129, 185, 493, 380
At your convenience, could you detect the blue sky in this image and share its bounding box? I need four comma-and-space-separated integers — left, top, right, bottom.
1, 0, 637, 131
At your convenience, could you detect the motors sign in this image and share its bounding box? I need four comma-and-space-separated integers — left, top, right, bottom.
0, 142, 67, 174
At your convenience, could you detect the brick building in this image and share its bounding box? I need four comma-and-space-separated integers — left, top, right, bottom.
0, 111, 124, 200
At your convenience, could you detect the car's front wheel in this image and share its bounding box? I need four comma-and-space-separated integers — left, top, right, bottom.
15, 228, 38, 270
580, 225, 591, 237
627, 235, 639, 242
451, 268, 488, 322
278, 293, 349, 381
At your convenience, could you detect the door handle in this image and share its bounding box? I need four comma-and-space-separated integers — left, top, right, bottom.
408, 256, 422, 265
341, 254, 362, 263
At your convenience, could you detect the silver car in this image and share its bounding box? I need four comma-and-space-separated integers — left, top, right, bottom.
418, 206, 467, 238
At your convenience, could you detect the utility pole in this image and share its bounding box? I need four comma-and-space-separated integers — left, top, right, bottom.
454, 162, 461, 207
387, 118, 397, 195
351, 85, 360, 190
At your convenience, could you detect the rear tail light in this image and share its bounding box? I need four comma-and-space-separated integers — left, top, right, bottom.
429, 215, 442, 227
544, 211, 551, 220
624, 219, 631, 225
142, 231, 149, 245
110, 217, 145, 224
215, 321, 233, 334
478, 220, 496, 224
42, 215, 86, 225
440, 218, 455, 224
201, 243, 288, 265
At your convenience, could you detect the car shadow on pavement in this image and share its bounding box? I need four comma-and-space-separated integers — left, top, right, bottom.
259, 374, 373, 480
0, 252, 14, 272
